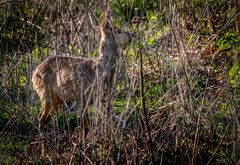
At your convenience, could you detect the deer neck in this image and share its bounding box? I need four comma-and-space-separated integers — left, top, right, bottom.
98, 33, 119, 72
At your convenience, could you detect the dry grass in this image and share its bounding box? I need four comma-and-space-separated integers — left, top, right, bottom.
0, 0, 239, 164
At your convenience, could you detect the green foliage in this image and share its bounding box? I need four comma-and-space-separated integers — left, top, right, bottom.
31, 47, 49, 61
229, 61, 239, 85
112, 0, 159, 21
0, 111, 9, 129
0, 135, 27, 164
216, 32, 240, 50
55, 112, 78, 132
0, 0, 240, 164
0, 0, 46, 54
186, 0, 235, 33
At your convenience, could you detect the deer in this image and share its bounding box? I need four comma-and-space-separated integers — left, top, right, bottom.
32, 10, 131, 134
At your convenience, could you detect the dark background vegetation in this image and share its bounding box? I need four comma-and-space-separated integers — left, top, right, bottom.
0, 0, 240, 164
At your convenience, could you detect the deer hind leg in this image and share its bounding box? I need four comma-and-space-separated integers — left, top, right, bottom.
39, 97, 53, 129
39, 94, 63, 129
83, 113, 89, 139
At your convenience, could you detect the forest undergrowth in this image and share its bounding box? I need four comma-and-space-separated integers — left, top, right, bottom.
0, 0, 240, 164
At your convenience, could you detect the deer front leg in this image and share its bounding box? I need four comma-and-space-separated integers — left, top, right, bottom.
81, 97, 91, 139
83, 114, 89, 139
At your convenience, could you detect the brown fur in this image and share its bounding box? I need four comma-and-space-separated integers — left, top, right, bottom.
32, 11, 126, 132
